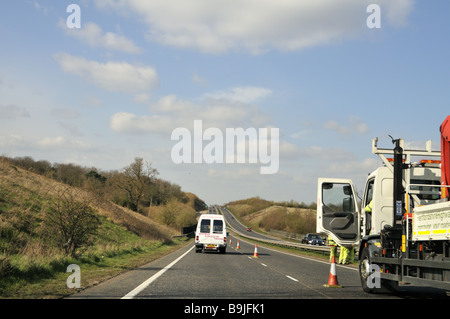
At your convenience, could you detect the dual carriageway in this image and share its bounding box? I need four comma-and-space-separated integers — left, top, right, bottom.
67, 207, 449, 300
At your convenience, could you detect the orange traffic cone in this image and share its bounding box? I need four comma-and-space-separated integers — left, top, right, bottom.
252, 244, 259, 258
236, 241, 240, 249
229, 238, 232, 245
323, 255, 342, 288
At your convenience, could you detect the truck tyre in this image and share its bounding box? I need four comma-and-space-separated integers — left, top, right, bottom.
359, 246, 397, 293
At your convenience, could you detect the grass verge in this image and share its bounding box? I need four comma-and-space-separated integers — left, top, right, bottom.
1, 237, 192, 299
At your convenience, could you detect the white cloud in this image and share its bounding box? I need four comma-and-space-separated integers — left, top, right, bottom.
203, 87, 272, 104
62, 21, 142, 54
50, 108, 80, 119
323, 116, 369, 136
208, 167, 257, 179
326, 157, 379, 176
0, 104, 30, 119
110, 112, 177, 135
0, 134, 93, 153
110, 88, 273, 135
153, 94, 196, 114
290, 130, 311, 140
34, 136, 93, 151
53, 53, 159, 96
133, 93, 151, 103
84, 95, 104, 107
384, 0, 415, 27
280, 144, 357, 163
95, 0, 414, 54
33, 0, 50, 15
192, 73, 209, 87
58, 122, 83, 137
37, 136, 68, 147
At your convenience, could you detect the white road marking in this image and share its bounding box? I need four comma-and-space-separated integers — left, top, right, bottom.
235, 236, 357, 271
286, 275, 299, 282
122, 246, 194, 299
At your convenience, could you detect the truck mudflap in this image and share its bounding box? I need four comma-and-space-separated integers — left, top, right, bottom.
357, 235, 381, 261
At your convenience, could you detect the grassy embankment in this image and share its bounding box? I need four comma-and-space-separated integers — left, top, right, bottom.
225, 197, 317, 238
0, 159, 195, 298
225, 198, 358, 264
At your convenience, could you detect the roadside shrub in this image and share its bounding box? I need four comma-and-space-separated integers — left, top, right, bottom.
44, 188, 101, 257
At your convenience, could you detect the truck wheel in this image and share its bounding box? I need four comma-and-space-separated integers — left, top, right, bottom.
359, 246, 396, 293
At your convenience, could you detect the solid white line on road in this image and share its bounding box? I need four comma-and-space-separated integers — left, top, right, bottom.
286, 275, 299, 282
122, 245, 194, 299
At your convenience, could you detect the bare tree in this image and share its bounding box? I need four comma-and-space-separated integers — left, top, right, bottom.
46, 187, 101, 257
118, 158, 159, 211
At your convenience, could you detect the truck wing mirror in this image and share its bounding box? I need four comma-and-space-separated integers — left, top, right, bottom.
323, 183, 333, 190
343, 185, 352, 196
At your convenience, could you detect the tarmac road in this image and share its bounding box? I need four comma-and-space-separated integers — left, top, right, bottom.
67, 207, 449, 303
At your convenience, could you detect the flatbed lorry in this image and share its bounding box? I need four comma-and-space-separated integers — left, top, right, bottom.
317, 116, 450, 293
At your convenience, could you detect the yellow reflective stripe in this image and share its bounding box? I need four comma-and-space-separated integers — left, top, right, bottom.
415, 230, 448, 235
432, 229, 448, 234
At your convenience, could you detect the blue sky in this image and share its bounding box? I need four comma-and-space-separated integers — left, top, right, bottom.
1, 1, 449, 205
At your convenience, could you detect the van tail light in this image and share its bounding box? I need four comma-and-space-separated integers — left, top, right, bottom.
224, 237, 227, 243
196, 235, 199, 241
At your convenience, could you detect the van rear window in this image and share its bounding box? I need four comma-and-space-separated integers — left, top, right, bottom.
200, 219, 210, 233
213, 220, 223, 233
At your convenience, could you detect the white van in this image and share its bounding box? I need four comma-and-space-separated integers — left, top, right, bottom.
195, 214, 227, 254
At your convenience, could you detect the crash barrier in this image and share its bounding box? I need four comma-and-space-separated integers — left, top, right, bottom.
216, 207, 337, 255
227, 224, 336, 256
268, 229, 303, 241
182, 224, 197, 237
226, 212, 363, 257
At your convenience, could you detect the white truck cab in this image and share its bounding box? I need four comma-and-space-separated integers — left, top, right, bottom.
360, 163, 440, 237
318, 119, 450, 293
317, 138, 441, 247
195, 214, 227, 254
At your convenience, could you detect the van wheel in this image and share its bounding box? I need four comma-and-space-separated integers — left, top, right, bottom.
359, 246, 396, 293
219, 247, 226, 254
195, 248, 202, 253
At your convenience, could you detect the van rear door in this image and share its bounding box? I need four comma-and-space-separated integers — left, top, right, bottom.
212, 219, 224, 234
200, 218, 211, 233
316, 178, 360, 246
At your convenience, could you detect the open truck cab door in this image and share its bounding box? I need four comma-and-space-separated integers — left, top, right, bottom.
316, 178, 360, 247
